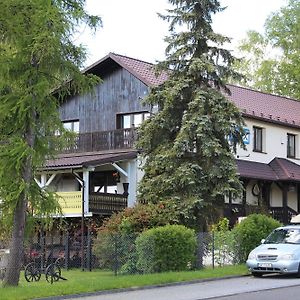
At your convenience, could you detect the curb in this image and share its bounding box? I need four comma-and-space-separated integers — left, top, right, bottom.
36, 274, 249, 300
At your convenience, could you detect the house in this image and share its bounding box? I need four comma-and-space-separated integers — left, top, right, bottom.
36, 52, 300, 226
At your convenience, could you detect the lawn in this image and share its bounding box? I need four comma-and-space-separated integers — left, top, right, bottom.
1, 265, 248, 300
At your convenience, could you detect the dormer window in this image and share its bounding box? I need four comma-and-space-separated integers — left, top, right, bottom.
287, 133, 296, 158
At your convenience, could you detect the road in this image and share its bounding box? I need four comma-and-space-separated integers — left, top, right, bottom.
59, 275, 300, 300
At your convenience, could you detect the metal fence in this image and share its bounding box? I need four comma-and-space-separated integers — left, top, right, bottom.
0, 230, 243, 281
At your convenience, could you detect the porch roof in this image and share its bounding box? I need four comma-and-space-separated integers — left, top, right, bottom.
237, 159, 278, 181
43, 150, 137, 171
237, 158, 300, 182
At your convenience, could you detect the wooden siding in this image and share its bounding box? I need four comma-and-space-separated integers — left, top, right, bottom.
59, 67, 150, 133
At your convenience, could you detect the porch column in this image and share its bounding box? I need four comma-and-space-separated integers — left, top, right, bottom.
297, 183, 300, 213
263, 182, 272, 209
83, 169, 90, 214
282, 183, 288, 224
127, 160, 137, 207
242, 179, 249, 216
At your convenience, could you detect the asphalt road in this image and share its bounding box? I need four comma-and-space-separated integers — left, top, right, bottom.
58, 275, 300, 300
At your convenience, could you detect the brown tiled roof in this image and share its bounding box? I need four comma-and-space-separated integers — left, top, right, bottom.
227, 84, 300, 129
110, 53, 169, 87
91, 53, 300, 128
237, 158, 300, 182
269, 158, 300, 181
84, 52, 168, 87
44, 151, 137, 170
236, 160, 278, 181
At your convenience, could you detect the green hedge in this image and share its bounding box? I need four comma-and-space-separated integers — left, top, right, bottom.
136, 224, 196, 273
232, 214, 281, 262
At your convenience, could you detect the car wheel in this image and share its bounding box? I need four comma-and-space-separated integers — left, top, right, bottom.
297, 263, 300, 278
252, 272, 263, 277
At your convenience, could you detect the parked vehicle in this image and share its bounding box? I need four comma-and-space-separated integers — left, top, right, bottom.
247, 225, 300, 277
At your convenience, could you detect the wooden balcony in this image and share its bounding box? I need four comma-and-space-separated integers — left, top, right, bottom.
56, 191, 127, 216
89, 193, 128, 215
62, 128, 136, 154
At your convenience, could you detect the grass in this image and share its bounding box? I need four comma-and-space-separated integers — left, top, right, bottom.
1, 265, 248, 300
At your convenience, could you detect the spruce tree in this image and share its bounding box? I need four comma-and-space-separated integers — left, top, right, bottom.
0, 0, 101, 286
137, 0, 245, 229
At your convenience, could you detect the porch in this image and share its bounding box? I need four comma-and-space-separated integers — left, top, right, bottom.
224, 203, 298, 226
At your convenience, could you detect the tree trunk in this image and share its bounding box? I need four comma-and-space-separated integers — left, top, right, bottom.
3, 191, 28, 286
3, 113, 35, 286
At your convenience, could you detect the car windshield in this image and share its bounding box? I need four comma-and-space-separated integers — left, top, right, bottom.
264, 228, 300, 244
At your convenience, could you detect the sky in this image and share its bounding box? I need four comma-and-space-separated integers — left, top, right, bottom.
78, 0, 287, 67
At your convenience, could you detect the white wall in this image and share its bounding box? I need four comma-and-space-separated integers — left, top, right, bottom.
236, 118, 300, 165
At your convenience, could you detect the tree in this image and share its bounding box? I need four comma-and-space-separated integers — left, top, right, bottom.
233, 0, 300, 99
136, 0, 245, 229
0, 0, 101, 286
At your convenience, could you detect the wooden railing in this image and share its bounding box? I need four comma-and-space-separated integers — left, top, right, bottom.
89, 193, 128, 215
56, 191, 82, 215
269, 206, 297, 224
62, 128, 136, 154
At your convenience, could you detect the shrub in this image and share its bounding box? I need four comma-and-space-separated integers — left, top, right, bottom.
136, 224, 196, 273
99, 202, 179, 235
232, 214, 281, 262
93, 231, 137, 274
211, 218, 236, 266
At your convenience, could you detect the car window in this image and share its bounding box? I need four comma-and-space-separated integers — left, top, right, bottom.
264, 228, 300, 244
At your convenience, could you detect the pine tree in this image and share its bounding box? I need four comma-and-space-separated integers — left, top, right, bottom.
0, 0, 101, 286
137, 0, 245, 229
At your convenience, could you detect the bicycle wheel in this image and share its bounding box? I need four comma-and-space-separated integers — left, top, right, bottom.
24, 262, 41, 282
45, 263, 61, 283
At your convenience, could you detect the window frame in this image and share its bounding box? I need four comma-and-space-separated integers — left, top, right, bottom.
287, 133, 296, 158
253, 126, 263, 152
62, 120, 80, 133
116, 112, 150, 129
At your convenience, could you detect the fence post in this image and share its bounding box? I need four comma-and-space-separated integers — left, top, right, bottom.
64, 231, 70, 270
212, 231, 215, 269
87, 228, 92, 271
113, 234, 119, 276
195, 232, 204, 269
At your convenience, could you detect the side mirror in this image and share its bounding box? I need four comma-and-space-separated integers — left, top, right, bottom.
261, 239, 265, 244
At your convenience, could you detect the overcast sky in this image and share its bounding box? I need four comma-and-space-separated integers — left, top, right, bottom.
78, 0, 287, 66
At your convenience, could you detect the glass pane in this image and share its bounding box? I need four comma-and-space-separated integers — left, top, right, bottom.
73, 121, 79, 133
133, 114, 143, 127
288, 134, 295, 157
63, 122, 72, 131
123, 115, 131, 128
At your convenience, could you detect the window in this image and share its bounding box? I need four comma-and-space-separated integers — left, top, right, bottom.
253, 126, 263, 152
63, 120, 79, 133
287, 133, 296, 158
117, 112, 150, 129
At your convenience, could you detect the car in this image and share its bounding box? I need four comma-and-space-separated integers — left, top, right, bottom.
246, 225, 300, 277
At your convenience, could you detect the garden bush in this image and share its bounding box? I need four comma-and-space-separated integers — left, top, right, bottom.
135, 224, 196, 273
232, 213, 281, 262
211, 218, 236, 266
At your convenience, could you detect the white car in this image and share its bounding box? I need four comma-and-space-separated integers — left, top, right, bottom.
246, 225, 300, 277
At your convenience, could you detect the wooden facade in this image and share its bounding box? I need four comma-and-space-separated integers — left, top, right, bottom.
59, 66, 150, 133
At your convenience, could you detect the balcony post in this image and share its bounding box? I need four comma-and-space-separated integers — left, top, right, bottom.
83, 169, 90, 214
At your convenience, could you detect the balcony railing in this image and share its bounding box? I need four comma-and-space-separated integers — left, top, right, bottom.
89, 193, 127, 215
62, 128, 136, 154
56, 191, 127, 216
56, 191, 82, 215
